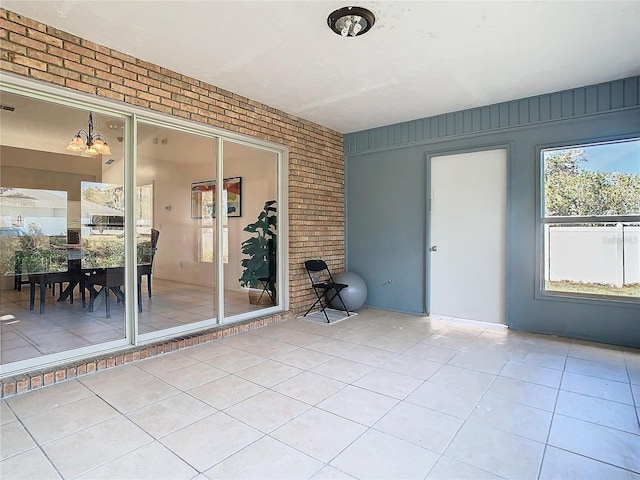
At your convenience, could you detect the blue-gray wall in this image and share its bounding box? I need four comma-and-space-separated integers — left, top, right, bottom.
345, 77, 640, 347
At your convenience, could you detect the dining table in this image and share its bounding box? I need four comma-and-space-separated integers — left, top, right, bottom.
29, 264, 149, 315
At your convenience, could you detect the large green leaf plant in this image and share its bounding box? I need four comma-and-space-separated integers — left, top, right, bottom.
239, 200, 277, 294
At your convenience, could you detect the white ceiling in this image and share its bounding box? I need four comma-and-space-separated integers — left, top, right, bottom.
3, 1, 639, 134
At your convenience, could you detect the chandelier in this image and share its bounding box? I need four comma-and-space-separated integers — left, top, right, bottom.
66, 112, 112, 156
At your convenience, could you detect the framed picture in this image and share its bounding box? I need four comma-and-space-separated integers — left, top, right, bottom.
191, 177, 242, 219
224, 176, 242, 217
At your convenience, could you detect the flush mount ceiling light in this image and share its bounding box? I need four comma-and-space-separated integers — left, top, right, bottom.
66, 111, 112, 157
327, 6, 375, 37
105, 120, 123, 130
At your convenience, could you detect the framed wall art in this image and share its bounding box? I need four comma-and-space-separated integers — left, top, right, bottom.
191, 177, 242, 219
223, 176, 242, 217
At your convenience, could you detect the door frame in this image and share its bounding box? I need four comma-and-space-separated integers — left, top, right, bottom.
424, 143, 513, 325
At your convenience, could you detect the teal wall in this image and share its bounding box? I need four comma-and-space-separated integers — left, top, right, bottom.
345, 77, 640, 347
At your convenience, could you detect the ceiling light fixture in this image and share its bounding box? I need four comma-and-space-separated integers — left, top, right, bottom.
105, 120, 123, 130
66, 111, 112, 156
327, 6, 375, 37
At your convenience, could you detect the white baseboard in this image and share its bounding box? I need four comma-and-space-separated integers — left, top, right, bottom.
428, 314, 507, 330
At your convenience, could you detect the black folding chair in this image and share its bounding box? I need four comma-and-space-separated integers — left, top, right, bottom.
303, 259, 351, 323
257, 238, 277, 305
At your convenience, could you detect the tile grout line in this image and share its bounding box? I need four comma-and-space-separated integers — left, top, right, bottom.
537, 350, 569, 480
3, 313, 638, 479
623, 349, 640, 428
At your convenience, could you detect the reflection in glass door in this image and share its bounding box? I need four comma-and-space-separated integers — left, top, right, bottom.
223, 140, 279, 319
0, 92, 127, 366
136, 122, 218, 335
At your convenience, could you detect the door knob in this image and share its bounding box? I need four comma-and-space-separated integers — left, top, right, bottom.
430, 246, 438, 252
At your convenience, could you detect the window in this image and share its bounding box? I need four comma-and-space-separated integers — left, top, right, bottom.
541, 139, 640, 300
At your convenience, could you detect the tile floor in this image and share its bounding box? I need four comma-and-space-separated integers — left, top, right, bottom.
1, 308, 639, 479
0, 278, 271, 364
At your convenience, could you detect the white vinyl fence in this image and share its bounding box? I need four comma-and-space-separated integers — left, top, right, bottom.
545, 224, 640, 287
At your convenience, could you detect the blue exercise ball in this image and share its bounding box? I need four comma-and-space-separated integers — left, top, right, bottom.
329, 271, 367, 311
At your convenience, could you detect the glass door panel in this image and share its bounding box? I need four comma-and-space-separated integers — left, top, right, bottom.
136, 122, 217, 334
222, 140, 279, 319
0, 92, 126, 365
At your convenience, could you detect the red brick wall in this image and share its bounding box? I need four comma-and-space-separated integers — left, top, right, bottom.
0, 8, 345, 313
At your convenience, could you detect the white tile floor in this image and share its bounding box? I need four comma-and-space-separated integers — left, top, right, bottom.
0, 278, 272, 364
1, 308, 639, 480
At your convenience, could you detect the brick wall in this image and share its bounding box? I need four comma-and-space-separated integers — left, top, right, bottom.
0, 8, 345, 314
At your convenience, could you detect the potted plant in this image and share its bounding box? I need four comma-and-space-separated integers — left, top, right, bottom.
239, 200, 277, 304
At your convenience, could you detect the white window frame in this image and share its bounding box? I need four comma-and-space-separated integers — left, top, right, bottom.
538, 137, 640, 304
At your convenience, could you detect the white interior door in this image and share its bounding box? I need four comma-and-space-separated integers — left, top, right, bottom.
429, 149, 507, 324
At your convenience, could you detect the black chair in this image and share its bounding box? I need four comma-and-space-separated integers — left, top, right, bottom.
137, 228, 160, 302
53, 229, 82, 300
28, 270, 86, 314
303, 259, 351, 323
257, 238, 277, 305
14, 251, 30, 292
25, 231, 85, 313
84, 267, 135, 318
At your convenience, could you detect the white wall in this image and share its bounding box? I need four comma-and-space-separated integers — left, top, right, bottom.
0, 146, 102, 200
137, 147, 277, 289
136, 153, 214, 286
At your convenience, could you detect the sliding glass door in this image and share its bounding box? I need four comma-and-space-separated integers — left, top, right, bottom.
0, 80, 287, 377
0, 92, 128, 367
222, 140, 280, 319
136, 121, 218, 336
